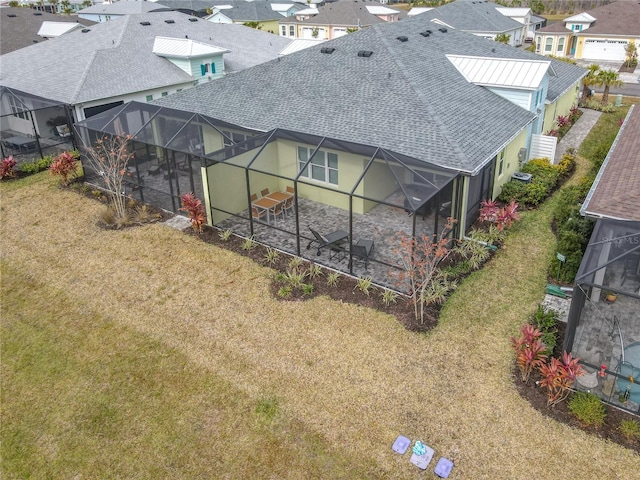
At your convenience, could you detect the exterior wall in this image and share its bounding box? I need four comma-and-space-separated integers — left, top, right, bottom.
487, 86, 533, 112
78, 13, 121, 23
543, 82, 580, 134
491, 128, 529, 198
72, 81, 195, 122
535, 32, 571, 57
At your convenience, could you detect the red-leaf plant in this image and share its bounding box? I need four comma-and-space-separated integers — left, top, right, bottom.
538, 351, 584, 407
49, 151, 78, 186
479, 198, 520, 231
512, 323, 548, 383
180, 192, 206, 233
0, 155, 17, 180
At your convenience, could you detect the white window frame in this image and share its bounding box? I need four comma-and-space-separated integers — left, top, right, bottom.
297, 146, 338, 186
557, 37, 565, 53
545, 37, 553, 53
222, 130, 249, 149
8, 95, 28, 120
497, 150, 505, 177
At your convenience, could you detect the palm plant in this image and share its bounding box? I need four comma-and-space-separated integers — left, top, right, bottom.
597, 69, 623, 105
580, 64, 600, 104
48, 0, 58, 14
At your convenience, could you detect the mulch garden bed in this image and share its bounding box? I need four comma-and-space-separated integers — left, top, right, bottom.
514, 321, 640, 454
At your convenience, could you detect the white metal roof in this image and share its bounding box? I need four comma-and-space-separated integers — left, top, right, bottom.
407, 7, 433, 17
564, 12, 596, 23
295, 8, 318, 15
271, 3, 294, 12
365, 6, 399, 16
447, 55, 551, 90
37, 21, 83, 38
278, 38, 324, 56
495, 7, 531, 18
152, 36, 230, 58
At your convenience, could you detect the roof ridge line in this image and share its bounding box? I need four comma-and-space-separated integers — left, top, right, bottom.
378, 27, 467, 166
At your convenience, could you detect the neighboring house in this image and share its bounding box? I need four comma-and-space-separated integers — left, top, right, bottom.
145, 0, 212, 17
535, 1, 640, 61
72, 16, 585, 291
15, 0, 96, 13
77, 0, 164, 22
565, 104, 640, 415
495, 5, 531, 40
205, 1, 283, 33
270, 3, 306, 18
0, 11, 291, 124
416, 0, 527, 47
278, 37, 325, 56
0, 7, 95, 54
407, 7, 434, 17
279, 0, 400, 40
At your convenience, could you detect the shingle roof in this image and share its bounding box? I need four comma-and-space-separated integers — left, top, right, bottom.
0, 11, 291, 105
153, 17, 553, 173
208, 1, 283, 22
575, 0, 640, 36
582, 105, 640, 221
0, 7, 95, 55
418, 0, 524, 34
290, 0, 390, 27
78, 0, 164, 15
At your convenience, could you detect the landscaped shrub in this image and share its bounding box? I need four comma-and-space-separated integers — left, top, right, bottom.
556, 149, 576, 179
497, 158, 563, 208
18, 154, 56, 174
539, 352, 584, 406
179, 192, 206, 233
0, 155, 17, 180
521, 158, 561, 190
531, 305, 558, 355
568, 391, 607, 427
581, 99, 618, 113
619, 419, 640, 441
49, 151, 79, 186
512, 323, 547, 383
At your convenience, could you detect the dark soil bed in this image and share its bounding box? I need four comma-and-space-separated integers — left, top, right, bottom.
514, 321, 640, 454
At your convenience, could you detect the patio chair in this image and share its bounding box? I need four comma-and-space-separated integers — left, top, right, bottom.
250, 193, 258, 202
283, 196, 294, 217
271, 202, 285, 222
349, 238, 375, 270
261, 188, 270, 197
286, 186, 294, 194
307, 227, 349, 256
251, 205, 267, 222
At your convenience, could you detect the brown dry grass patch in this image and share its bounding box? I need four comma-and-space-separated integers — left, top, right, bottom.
1, 173, 639, 478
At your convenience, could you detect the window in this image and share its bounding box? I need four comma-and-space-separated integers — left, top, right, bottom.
161, 91, 168, 97
222, 130, 249, 149
545, 38, 553, 52
557, 37, 565, 53
146, 94, 153, 102
8, 95, 28, 120
297, 146, 338, 185
497, 150, 505, 177
289, 25, 295, 37
281, 25, 286, 36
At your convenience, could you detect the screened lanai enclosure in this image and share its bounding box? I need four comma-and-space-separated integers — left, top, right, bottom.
0, 87, 76, 163
74, 101, 462, 290
566, 219, 640, 415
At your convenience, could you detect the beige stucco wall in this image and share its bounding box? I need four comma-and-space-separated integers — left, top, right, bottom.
542, 83, 581, 135
491, 128, 529, 199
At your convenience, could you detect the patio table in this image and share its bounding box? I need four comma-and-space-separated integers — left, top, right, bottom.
252, 196, 280, 224
4, 135, 37, 153
266, 191, 293, 203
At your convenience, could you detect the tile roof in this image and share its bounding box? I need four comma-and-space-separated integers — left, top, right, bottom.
0, 11, 290, 105
418, 0, 524, 34
0, 7, 95, 55
154, 17, 552, 173
582, 105, 640, 221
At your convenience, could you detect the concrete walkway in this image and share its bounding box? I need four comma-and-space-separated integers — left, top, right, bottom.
554, 107, 602, 163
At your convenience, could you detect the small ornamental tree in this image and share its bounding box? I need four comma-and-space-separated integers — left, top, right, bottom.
83, 134, 133, 222
49, 151, 79, 186
392, 217, 457, 324
0, 156, 17, 180
512, 323, 547, 383
180, 192, 206, 233
538, 351, 584, 407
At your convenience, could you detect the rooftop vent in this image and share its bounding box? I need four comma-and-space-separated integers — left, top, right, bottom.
357, 50, 373, 57
396, 36, 408, 42
320, 47, 335, 54
188, 18, 198, 22
81, 28, 90, 33
438, 27, 448, 33
164, 19, 175, 24
420, 31, 430, 37
34, 12, 42, 16
7, 14, 16, 17
140, 21, 151, 26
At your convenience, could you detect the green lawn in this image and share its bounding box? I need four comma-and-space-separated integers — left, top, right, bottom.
2, 159, 639, 478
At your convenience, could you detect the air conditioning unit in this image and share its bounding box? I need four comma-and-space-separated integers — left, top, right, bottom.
512, 172, 532, 183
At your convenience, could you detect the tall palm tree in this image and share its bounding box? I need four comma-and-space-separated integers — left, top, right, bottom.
580, 64, 600, 104
36, 0, 45, 12
48, 0, 58, 14
82, 0, 92, 7
597, 69, 623, 105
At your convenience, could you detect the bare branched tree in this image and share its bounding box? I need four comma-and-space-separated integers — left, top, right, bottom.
83, 134, 134, 221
